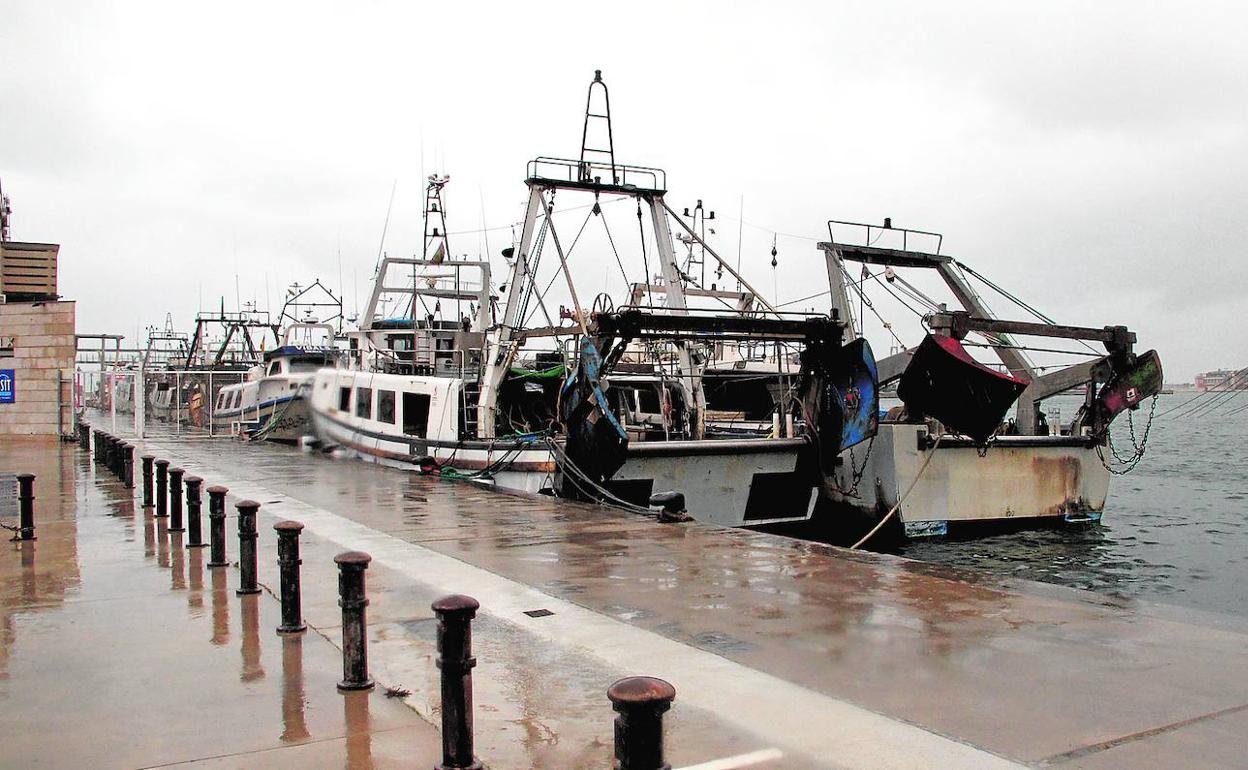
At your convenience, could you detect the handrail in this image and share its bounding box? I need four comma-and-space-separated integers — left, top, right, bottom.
827, 218, 943, 255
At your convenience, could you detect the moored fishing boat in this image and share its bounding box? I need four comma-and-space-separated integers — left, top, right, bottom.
810, 219, 1163, 544
310, 73, 878, 528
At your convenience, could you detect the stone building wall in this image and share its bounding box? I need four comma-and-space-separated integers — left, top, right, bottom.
0, 300, 75, 436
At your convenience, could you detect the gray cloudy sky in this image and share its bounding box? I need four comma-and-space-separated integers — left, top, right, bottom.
2, 1, 1245, 380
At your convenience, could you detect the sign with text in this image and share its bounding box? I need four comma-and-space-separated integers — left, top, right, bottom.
0, 370, 14, 404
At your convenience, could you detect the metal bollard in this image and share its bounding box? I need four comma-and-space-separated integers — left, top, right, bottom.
141, 455, 155, 508
103, 435, 115, 474
607, 677, 677, 770
92, 430, 103, 464
154, 460, 170, 518
433, 594, 483, 770
206, 486, 229, 568
274, 521, 306, 634
111, 437, 123, 479
334, 551, 374, 692
168, 467, 186, 532
121, 444, 135, 489
12, 473, 36, 542
78, 422, 88, 450
235, 500, 261, 595
185, 476, 206, 548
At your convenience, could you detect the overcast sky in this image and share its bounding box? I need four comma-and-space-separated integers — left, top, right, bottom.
2, 1, 1245, 380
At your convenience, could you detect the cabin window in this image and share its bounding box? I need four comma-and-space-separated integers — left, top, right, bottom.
403, 392, 430, 437
232, 392, 242, 410
355, 387, 372, 419
377, 390, 396, 424
216, 394, 225, 410
269, 360, 283, 375
338, 386, 351, 411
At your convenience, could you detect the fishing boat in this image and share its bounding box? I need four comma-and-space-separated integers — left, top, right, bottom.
308, 174, 562, 492
811, 219, 1163, 543
213, 281, 347, 441
144, 305, 280, 427
310, 72, 877, 528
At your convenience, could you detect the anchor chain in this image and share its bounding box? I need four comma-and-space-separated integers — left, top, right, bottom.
1097, 395, 1157, 475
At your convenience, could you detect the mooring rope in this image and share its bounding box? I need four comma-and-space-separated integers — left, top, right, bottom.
849, 433, 944, 550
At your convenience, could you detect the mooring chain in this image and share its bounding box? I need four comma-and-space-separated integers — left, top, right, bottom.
838, 435, 875, 497
1098, 395, 1157, 475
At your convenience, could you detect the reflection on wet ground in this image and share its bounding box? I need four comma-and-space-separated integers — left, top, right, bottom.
0, 437, 440, 768
97, 422, 1248, 769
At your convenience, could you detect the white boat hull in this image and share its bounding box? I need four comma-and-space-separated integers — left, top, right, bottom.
827, 422, 1111, 537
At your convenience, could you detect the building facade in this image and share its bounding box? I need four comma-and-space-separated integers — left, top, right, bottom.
0, 240, 75, 437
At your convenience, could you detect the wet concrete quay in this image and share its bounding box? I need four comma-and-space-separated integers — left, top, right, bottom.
3, 427, 1248, 769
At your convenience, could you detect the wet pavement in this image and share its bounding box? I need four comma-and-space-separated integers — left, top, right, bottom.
5, 422, 1248, 768
0, 436, 441, 769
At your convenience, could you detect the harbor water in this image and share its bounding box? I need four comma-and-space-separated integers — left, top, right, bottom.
895, 393, 1248, 619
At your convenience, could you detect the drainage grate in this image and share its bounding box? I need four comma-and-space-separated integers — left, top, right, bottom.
523, 609, 555, 618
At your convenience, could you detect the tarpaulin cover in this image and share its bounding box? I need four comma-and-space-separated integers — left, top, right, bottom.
897, 333, 1029, 443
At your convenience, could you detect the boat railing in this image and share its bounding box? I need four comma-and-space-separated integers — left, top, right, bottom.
827, 218, 944, 256
526, 156, 665, 193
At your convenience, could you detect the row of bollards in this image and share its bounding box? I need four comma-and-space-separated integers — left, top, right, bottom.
73, 423, 677, 769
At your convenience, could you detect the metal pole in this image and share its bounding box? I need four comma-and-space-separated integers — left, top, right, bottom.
141, 455, 155, 508
185, 476, 206, 548
168, 467, 185, 532
154, 459, 169, 518
235, 500, 261, 595
607, 677, 677, 770
207, 486, 229, 568
433, 594, 483, 770
13, 473, 36, 542
274, 521, 306, 634
334, 551, 374, 692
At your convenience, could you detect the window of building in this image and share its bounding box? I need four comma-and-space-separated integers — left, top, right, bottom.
377, 390, 396, 424
403, 392, 430, 437
355, 387, 372, 419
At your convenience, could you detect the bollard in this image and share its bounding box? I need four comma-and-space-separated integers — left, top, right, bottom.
103, 434, 115, 474
607, 677, 677, 770
141, 455, 155, 507
185, 476, 206, 548
78, 422, 88, 450
235, 500, 261, 595
433, 594, 483, 770
168, 467, 186, 532
154, 460, 170, 518
206, 486, 229, 568
334, 551, 374, 692
110, 436, 123, 479
274, 521, 306, 634
121, 444, 135, 489
92, 430, 103, 464
12, 473, 36, 542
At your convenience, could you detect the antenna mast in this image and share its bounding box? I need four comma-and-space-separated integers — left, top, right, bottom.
579, 70, 618, 184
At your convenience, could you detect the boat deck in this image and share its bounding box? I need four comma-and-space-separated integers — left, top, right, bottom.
3, 421, 1247, 768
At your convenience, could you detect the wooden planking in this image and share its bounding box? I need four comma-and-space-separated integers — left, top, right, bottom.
0, 242, 59, 297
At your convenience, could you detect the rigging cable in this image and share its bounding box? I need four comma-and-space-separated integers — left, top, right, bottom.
838, 263, 907, 350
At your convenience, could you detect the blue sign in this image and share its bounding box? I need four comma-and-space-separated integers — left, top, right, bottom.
0, 370, 13, 404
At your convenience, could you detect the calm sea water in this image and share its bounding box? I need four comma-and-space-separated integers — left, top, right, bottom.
893, 393, 1248, 618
